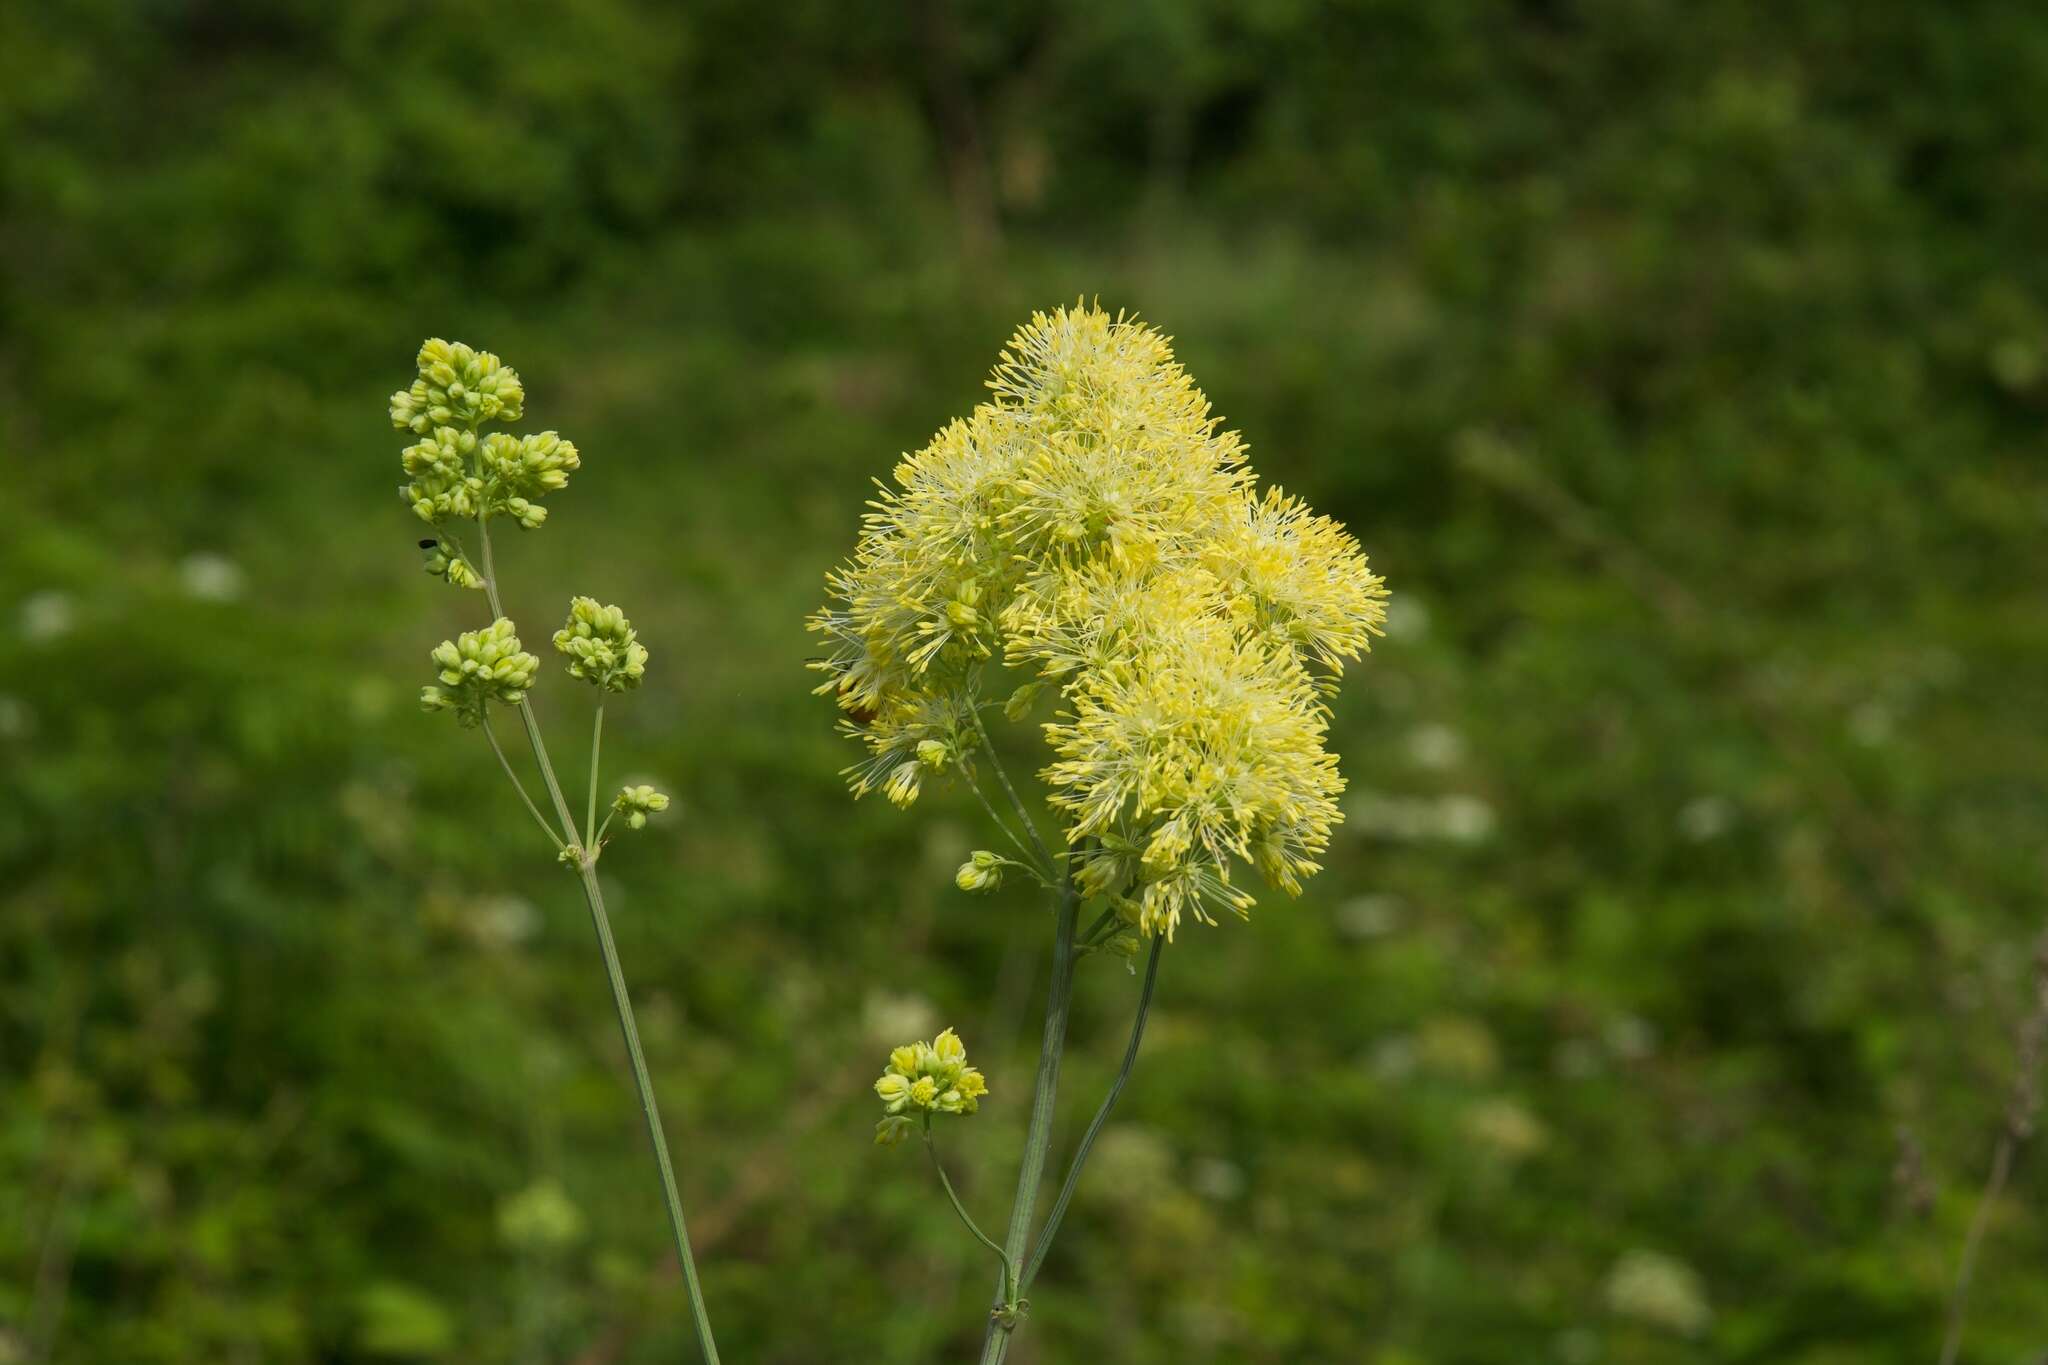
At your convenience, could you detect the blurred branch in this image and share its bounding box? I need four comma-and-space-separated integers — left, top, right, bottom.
912, 0, 1002, 259
1939, 927, 2048, 1365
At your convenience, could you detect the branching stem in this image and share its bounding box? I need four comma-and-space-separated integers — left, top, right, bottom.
1023, 935, 1163, 1290
472, 513, 722, 1365
924, 1121, 1017, 1302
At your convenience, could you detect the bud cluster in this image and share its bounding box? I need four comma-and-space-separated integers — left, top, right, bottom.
420, 618, 540, 727
555, 598, 649, 691
612, 785, 670, 831
392, 338, 578, 531
391, 338, 525, 433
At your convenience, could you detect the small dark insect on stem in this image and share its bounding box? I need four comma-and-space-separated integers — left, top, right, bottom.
1939, 927, 2048, 1365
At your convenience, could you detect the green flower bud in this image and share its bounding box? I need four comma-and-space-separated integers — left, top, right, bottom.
612, 784, 669, 831
419, 539, 484, 590
554, 598, 648, 692
955, 850, 1004, 893
915, 739, 949, 769
874, 1116, 914, 1147
1003, 681, 1045, 722
421, 618, 539, 727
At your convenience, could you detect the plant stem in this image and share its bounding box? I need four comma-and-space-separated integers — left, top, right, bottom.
970, 704, 1055, 872
978, 866, 1080, 1364
1022, 935, 1162, 1290
477, 516, 582, 847
473, 514, 721, 1363
587, 703, 605, 855
483, 717, 566, 852
962, 768, 1048, 880
576, 860, 722, 1365
924, 1124, 1016, 1297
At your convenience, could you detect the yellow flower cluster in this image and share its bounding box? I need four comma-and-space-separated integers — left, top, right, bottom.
809, 303, 1387, 938
873, 1027, 988, 1145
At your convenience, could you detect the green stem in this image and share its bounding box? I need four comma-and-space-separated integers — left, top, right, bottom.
473, 514, 721, 1364
970, 705, 1055, 872
1022, 935, 1163, 1290
924, 1123, 1016, 1299
587, 703, 605, 856
962, 768, 1049, 882
476, 517, 583, 849
483, 717, 566, 852
979, 866, 1080, 1363
576, 861, 721, 1365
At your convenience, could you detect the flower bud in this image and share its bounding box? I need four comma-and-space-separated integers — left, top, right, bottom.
955, 852, 1003, 893
1003, 681, 1044, 722
611, 785, 670, 832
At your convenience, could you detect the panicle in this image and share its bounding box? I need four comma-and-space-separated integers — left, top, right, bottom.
810, 302, 1388, 938
393, 339, 577, 532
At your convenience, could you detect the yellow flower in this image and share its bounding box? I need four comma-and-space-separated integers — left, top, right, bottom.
811, 303, 1386, 935
871, 1027, 989, 1136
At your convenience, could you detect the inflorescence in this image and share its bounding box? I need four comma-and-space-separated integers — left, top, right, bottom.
809, 303, 1387, 939
874, 1027, 989, 1146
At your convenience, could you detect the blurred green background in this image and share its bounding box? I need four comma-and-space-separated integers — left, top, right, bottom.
6, 2, 2048, 1361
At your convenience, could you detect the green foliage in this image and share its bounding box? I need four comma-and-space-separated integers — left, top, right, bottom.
5, 3, 2048, 1363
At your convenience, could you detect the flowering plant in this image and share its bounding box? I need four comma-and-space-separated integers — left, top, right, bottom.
811, 302, 1387, 1357
390, 340, 720, 1362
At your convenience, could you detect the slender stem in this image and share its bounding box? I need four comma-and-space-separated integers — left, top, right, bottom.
924, 1124, 1016, 1295
477, 515, 582, 847
970, 705, 1055, 871
587, 703, 605, 856
1940, 930, 2048, 1365
483, 717, 566, 851
962, 768, 1048, 880
1023, 936, 1163, 1290
979, 866, 1080, 1364
576, 862, 722, 1365
472, 513, 721, 1363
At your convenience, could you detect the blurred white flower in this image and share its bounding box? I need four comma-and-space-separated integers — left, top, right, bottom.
1189, 1156, 1245, 1201
1464, 1097, 1547, 1162
1605, 1014, 1657, 1061
1335, 893, 1405, 940
1848, 700, 1895, 747
1346, 791, 1497, 844
179, 552, 247, 602
1675, 795, 1733, 842
19, 591, 74, 642
1435, 793, 1496, 843
862, 990, 937, 1046
1604, 1248, 1710, 1336
1382, 594, 1431, 641
1406, 723, 1465, 771
467, 894, 541, 948
1369, 1033, 1418, 1081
